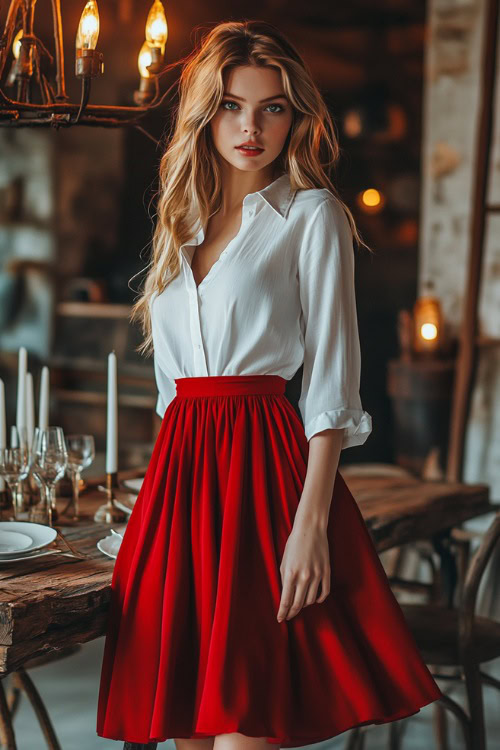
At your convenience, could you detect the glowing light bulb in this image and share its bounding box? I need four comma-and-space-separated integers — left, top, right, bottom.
76, 0, 100, 51
145, 0, 168, 52
420, 323, 438, 341
12, 29, 23, 59
138, 41, 153, 79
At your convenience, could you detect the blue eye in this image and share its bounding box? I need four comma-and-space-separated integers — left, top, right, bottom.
221, 100, 285, 114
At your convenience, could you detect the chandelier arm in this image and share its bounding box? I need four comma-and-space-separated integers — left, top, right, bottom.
32, 34, 54, 65
39, 71, 54, 104
134, 122, 160, 146
0, 0, 22, 80
50, 0, 66, 100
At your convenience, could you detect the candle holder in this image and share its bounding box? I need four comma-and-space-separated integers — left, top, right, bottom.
94, 471, 127, 523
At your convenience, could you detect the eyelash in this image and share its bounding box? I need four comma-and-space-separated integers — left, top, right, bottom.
221, 99, 285, 114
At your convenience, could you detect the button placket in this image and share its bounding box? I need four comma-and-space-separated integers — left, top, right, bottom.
183, 259, 209, 376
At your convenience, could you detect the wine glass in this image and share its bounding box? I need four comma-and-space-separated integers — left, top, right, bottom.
29, 427, 68, 526
61, 434, 95, 521
0, 444, 30, 520
6, 426, 30, 514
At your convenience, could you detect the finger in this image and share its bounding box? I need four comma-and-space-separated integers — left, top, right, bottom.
285, 576, 309, 620
316, 565, 331, 603
277, 577, 296, 622
304, 575, 322, 607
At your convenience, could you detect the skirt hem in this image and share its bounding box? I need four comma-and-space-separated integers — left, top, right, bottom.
96, 689, 442, 747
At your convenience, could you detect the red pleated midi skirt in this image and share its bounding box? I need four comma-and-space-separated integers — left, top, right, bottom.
96, 374, 442, 746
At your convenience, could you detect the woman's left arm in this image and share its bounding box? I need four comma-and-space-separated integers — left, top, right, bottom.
277, 196, 372, 623
276, 427, 343, 622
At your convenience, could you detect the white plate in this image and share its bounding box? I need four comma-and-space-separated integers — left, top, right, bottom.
0, 530, 33, 553
97, 532, 123, 559
0, 522, 57, 557
0, 548, 60, 564
122, 477, 144, 494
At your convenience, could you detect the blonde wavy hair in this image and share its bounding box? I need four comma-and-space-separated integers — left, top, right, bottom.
130, 19, 371, 357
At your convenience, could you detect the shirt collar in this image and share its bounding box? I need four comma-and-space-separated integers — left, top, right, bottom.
183, 172, 296, 250
244, 172, 296, 219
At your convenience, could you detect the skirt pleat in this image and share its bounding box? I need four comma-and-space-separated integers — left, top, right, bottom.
96, 375, 442, 746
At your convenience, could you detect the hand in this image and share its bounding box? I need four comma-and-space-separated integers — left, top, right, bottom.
277, 518, 331, 622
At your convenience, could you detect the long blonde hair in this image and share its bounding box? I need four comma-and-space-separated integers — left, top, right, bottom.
130, 19, 371, 357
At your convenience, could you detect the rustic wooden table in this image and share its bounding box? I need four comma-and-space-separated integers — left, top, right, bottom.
0, 471, 494, 749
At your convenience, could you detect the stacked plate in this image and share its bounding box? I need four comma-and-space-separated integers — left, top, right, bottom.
0, 521, 58, 564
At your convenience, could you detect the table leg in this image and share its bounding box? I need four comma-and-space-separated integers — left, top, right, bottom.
0, 678, 17, 750
431, 529, 458, 607
12, 668, 62, 750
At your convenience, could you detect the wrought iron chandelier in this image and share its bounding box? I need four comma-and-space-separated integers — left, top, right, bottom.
0, 0, 169, 143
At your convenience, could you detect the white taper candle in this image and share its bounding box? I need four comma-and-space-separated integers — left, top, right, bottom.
39, 366, 50, 430
106, 351, 118, 474
16, 346, 27, 431
26, 372, 35, 447
0, 379, 6, 491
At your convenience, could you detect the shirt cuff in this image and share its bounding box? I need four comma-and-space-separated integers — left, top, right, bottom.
303, 408, 373, 448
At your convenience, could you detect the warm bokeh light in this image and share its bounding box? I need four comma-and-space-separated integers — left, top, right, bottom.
12, 29, 22, 59
362, 188, 381, 207
76, 0, 100, 51
343, 109, 363, 138
138, 41, 153, 79
420, 323, 438, 341
356, 188, 385, 214
145, 0, 168, 52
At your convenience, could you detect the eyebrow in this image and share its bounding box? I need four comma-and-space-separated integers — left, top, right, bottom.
223, 93, 288, 102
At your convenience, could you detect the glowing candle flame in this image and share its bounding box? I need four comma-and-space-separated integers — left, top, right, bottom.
420, 323, 438, 341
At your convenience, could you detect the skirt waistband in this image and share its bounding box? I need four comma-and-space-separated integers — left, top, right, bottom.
174, 375, 287, 397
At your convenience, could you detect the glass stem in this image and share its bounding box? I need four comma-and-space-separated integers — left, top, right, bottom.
48, 484, 56, 526
72, 470, 81, 519
14, 479, 24, 520
12, 481, 22, 520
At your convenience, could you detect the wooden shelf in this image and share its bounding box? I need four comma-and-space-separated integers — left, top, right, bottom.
56, 302, 131, 318
54, 388, 156, 410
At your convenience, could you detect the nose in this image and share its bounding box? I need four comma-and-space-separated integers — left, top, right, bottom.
242, 111, 260, 136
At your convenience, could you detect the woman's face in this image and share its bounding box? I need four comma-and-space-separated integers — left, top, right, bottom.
209, 65, 293, 175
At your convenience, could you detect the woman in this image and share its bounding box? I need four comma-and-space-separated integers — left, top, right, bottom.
96, 19, 442, 750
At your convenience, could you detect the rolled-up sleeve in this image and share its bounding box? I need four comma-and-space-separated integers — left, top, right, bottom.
297, 196, 372, 448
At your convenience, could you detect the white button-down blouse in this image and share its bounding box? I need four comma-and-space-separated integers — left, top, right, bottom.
150, 172, 372, 449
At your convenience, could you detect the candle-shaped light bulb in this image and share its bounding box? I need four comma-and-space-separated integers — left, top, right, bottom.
145, 0, 168, 52
76, 0, 100, 51
106, 352, 118, 474
12, 29, 23, 59
138, 41, 153, 78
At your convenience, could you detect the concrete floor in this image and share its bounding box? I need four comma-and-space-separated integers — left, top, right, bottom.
4, 637, 500, 750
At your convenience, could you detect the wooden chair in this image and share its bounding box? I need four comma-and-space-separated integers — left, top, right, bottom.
393, 508, 500, 750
